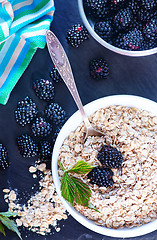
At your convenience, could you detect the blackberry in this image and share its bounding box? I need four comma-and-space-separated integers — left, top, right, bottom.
52, 126, 62, 144
0, 144, 9, 170
114, 28, 144, 50
84, 0, 109, 18
50, 66, 62, 83
97, 145, 123, 169
17, 134, 38, 158
31, 117, 53, 137
94, 21, 113, 42
137, 8, 157, 23
33, 79, 55, 101
38, 140, 53, 162
128, 0, 140, 15
87, 166, 114, 187
66, 24, 89, 48
89, 58, 109, 80
143, 39, 157, 49
15, 96, 38, 126
143, 18, 157, 42
45, 103, 67, 126
139, 0, 157, 11
113, 7, 133, 31
110, 0, 128, 13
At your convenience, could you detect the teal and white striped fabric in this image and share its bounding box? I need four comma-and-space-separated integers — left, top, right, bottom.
0, 0, 55, 105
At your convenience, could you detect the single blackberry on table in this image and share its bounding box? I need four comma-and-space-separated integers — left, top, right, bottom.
143, 18, 157, 42
33, 79, 55, 101
66, 24, 89, 48
114, 28, 144, 50
84, 0, 109, 18
87, 166, 114, 187
15, 96, 38, 126
89, 58, 109, 80
52, 126, 62, 144
31, 117, 53, 137
97, 145, 123, 169
113, 7, 133, 31
38, 140, 53, 162
17, 134, 38, 158
94, 21, 113, 42
0, 144, 9, 170
45, 103, 67, 126
50, 66, 62, 83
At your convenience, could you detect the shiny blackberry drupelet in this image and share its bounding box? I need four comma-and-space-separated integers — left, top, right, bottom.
45, 103, 67, 126
66, 24, 89, 48
84, 0, 109, 18
87, 166, 114, 187
17, 134, 38, 158
50, 66, 62, 83
97, 145, 123, 169
0, 144, 9, 170
143, 18, 157, 42
31, 117, 53, 137
89, 58, 109, 80
114, 28, 144, 50
33, 79, 55, 101
94, 21, 113, 42
15, 96, 38, 126
38, 140, 53, 162
113, 7, 133, 31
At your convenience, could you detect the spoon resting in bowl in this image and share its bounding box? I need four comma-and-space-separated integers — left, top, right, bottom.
46, 30, 104, 141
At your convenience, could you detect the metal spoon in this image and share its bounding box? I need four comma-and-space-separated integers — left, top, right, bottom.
46, 30, 104, 141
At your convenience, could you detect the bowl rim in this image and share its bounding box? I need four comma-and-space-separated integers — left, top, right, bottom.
52, 94, 157, 238
77, 0, 157, 57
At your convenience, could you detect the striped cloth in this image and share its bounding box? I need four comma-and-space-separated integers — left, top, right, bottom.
0, 0, 55, 105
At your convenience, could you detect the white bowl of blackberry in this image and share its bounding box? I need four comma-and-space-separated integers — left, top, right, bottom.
52, 95, 157, 238
78, 0, 157, 56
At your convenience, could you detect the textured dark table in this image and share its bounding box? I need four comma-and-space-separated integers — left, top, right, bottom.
0, 0, 157, 239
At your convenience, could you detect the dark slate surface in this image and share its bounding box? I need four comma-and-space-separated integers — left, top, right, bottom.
0, 0, 157, 239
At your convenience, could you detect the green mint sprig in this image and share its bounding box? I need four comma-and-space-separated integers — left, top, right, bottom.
0, 212, 22, 239
59, 160, 100, 212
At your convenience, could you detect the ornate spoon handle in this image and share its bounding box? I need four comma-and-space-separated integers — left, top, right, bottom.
46, 30, 89, 124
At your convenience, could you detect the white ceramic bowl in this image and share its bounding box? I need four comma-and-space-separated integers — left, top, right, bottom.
52, 95, 157, 238
78, 0, 157, 57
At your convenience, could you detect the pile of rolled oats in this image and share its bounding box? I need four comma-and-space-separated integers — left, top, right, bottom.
58, 105, 157, 229
3, 163, 68, 235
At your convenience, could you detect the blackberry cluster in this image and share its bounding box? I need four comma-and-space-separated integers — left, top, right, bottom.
38, 140, 53, 162
87, 166, 114, 187
33, 79, 55, 101
89, 58, 109, 80
45, 103, 67, 126
15, 96, 38, 126
50, 66, 62, 83
17, 134, 38, 158
0, 144, 9, 170
84, 0, 109, 18
94, 21, 113, 42
66, 24, 89, 48
84, 0, 157, 50
31, 117, 53, 137
97, 145, 123, 169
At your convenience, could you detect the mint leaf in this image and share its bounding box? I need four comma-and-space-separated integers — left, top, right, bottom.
61, 172, 75, 205
0, 221, 5, 236
67, 160, 94, 174
0, 216, 22, 240
0, 212, 17, 217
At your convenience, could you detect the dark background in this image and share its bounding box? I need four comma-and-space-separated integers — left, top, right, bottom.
0, 0, 157, 239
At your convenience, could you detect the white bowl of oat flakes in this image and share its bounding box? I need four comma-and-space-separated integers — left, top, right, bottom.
52, 95, 157, 238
